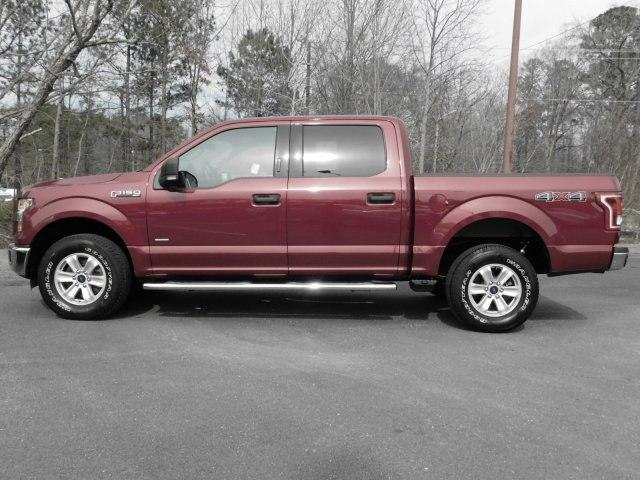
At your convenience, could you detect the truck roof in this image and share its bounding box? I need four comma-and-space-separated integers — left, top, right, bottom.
217, 115, 404, 125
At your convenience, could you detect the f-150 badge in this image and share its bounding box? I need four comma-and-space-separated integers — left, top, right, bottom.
535, 191, 587, 202
111, 190, 142, 198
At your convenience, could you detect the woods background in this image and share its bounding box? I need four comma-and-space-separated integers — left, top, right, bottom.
1, 0, 639, 244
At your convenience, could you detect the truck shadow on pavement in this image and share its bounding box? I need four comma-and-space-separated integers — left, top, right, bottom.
121, 290, 446, 322
529, 296, 587, 321
115, 290, 586, 330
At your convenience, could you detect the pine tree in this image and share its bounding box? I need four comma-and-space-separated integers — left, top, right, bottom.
217, 28, 293, 117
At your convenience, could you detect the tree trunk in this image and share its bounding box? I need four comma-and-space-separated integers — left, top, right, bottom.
13, 153, 22, 191
160, 35, 169, 154
545, 105, 558, 172
35, 148, 42, 182
288, 3, 297, 116
73, 110, 90, 176
418, 71, 433, 174
418, 14, 437, 174
372, 4, 381, 115
190, 98, 198, 137
148, 73, 155, 164
190, 63, 199, 136
119, 91, 125, 173
223, 88, 229, 121
51, 91, 64, 178
65, 92, 72, 176
305, 38, 311, 115
14, 32, 23, 191
341, 0, 356, 114
160, 76, 167, 154
123, 44, 131, 171
432, 120, 439, 173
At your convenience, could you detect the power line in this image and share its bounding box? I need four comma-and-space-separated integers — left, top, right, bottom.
520, 21, 589, 52
496, 47, 640, 53
497, 21, 589, 59
541, 48, 640, 53
526, 98, 640, 104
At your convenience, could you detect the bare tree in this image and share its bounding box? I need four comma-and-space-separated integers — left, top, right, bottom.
182, 0, 217, 136
410, 0, 485, 173
0, 0, 122, 181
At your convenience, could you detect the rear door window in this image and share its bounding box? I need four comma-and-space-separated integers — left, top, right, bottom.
302, 125, 386, 177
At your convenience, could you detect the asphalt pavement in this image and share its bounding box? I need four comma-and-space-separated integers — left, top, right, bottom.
1, 248, 639, 479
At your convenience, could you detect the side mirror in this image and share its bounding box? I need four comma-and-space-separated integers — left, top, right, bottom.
179, 171, 198, 189
159, 157, 182, 189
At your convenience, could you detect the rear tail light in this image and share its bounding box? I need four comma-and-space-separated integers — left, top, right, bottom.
597, 193, 623, 230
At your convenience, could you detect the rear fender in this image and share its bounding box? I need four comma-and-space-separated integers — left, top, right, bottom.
435, 196, 558, 246
413, 196, 557, 276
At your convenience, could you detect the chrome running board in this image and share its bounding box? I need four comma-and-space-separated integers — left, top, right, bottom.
142, 281, 397, 292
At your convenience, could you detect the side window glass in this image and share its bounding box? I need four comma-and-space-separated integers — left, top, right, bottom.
179, 127, 277, 188
302, 125, 386, 177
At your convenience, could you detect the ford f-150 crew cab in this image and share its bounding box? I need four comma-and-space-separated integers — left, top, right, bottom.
8, 116, 628, 331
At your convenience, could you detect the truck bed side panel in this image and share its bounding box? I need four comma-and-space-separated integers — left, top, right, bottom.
412, 175, 620, 276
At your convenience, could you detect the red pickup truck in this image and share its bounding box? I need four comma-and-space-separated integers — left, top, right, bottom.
9, 116, 628, 331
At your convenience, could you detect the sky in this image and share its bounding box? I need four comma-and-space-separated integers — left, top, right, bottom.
481, 0, 640, 63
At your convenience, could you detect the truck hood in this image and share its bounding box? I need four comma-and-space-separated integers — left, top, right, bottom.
23, 173, 123, 191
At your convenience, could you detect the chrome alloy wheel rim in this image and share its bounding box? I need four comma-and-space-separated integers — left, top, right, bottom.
468, 263, 522, 318
53, 253, 107, 305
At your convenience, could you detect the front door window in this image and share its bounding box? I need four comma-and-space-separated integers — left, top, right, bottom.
179, 127, 277, 188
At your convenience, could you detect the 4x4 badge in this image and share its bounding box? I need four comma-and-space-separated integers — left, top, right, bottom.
535, 191, 587, 202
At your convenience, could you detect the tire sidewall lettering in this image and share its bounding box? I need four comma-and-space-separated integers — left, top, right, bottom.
505, 258, 532, 312
44, 258, 71, 312
460, 256, 533, 323
83, 246, 113, 300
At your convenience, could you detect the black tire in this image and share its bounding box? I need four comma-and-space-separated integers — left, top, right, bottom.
445, 244, 539, 332
37, 234, 132, 320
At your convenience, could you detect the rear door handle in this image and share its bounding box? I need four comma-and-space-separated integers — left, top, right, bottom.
252, 193, 281, 205
367, 192, 395, 204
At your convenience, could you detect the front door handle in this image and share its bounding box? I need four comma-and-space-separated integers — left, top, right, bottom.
367, 192, 395, 204
252, 193, 281, 205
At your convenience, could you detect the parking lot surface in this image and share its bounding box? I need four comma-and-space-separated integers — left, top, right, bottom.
1, 249, 639, 479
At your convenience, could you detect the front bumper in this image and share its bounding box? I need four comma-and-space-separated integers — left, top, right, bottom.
608, 246, 628, 271
8, 244, 30, 277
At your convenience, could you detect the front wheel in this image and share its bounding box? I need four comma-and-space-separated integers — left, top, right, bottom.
37, 234, 132, 320
445, 244, 539, 332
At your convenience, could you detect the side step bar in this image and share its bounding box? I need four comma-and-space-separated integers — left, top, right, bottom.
142, 281, 397, 292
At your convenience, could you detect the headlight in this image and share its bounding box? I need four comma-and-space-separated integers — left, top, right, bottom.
15, 198, 33, 234
16, 198, 33, 220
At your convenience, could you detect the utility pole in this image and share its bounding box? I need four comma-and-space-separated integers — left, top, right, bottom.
502, 0, 522, 174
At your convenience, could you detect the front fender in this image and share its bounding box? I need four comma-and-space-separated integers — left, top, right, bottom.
24, 197, 147, 246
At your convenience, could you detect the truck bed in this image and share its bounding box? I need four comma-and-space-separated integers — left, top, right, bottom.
411, 174, 620, 276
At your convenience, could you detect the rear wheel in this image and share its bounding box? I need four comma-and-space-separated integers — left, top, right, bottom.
37, 234, 132, 320
445, 244, 539, 332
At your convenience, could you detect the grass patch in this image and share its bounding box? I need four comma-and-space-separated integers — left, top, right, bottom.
0, 201, 13, 248
622, 210, 640, 244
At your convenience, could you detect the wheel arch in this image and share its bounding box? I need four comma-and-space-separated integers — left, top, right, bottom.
27, 216, 133, 281
433, 196, 555, 276
438, 218, 550, 275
